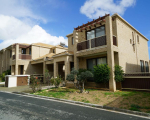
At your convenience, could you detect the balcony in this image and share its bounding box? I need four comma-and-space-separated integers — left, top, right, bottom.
19, 54, 31, 60
12, 54, 31, 60
77, 35, 106, 51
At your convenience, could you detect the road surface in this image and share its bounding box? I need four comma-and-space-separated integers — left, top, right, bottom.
0, 91, 149, 120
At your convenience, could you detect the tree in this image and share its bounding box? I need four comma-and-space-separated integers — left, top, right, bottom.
66, 68, 78, 87
93, 64, 110, 88
76, 71, 93, 92
114, 65, 124, 82
45, 69, 51, 87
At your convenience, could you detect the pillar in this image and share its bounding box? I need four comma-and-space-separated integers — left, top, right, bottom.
106, 15, 116, 92
43, 59, 47, 83
65, 56, 70, 80
15, 44, 19, 75
54, 61, 58, 78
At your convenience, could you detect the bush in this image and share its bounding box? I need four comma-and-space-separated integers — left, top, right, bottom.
114, 65, 124, 82
30, 75, 42, 93
93, 64, 110, 84
0, 70, 11, 82
51, 76, 62, 88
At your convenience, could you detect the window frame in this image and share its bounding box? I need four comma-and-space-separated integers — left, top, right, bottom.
22, 48, 26, 54
86, 56, 107, 70
140, 60, 145, 72
72, 37, 74, 45
137, 35, 139, 43
145, 61, 149, 72
10, 50, 12, 58
86, 25, 106, 40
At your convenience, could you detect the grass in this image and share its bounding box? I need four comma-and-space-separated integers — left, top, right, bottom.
32, 87, 150, 113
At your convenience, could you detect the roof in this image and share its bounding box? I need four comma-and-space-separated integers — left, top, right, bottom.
32, 43, 55, 48
74, 14, 109, 30
66, 33, 73, 37
33, 53, 55, 60
112, 13, 148, 41
52, 51, 74, 58
52, 45, 68, 50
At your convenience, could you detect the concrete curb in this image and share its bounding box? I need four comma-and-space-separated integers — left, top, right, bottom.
13, 92, 150, 118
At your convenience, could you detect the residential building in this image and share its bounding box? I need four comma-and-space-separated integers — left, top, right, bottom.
0, 13, 149, 91
0, 43, 68, 77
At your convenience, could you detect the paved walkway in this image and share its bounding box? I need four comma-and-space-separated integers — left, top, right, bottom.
0, 82, 54, 92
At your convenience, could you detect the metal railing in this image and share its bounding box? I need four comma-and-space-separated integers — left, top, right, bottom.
124, 72, 150, 77
77, 35, 106, 51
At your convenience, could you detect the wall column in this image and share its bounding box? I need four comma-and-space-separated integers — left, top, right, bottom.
15, 44, 19, 75
106, 15, 116, 92
43, 59, 47, 83
65, 56, 70, 80
54, 61, 58, 78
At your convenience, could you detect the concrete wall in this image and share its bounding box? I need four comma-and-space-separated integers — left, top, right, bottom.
115, 17, 149, 73
31, 46, 50, 59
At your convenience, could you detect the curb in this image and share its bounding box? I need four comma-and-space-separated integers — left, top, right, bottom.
13, 92, 150, 118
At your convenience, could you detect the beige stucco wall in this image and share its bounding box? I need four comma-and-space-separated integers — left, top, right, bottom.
0, 49, 12, 74
55, 48, 67, 54
31, 46, 50, 59
116, 17, 149, 73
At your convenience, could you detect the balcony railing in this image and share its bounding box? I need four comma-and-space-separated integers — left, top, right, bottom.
77, 35, 106, 51
113, 36, 117, 46
19, 54, 31, 60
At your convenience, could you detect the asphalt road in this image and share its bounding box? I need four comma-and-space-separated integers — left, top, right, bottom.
0, 92, 149, 120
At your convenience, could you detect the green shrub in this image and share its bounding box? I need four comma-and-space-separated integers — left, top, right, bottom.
93, 64, 110, 84
114, 65, 124, 82
30, 75, 42, 93
0, 70, 11, 82
51, 76, 62, 88
66, 68, 78, 82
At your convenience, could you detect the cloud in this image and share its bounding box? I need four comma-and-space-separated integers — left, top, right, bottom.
0, 0, 47, 23
80, 0, 136, 19
0, 15, 67, 50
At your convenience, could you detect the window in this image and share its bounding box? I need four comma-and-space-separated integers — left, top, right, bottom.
29, 48, 31, 55
22, 48, 26, 54
87, 57, 107, 70
95, 26, 105, 37
10, 50, 12, 58
145, 61, 149, 72
72, 37, 74, 45
132, 32, 134, 41
140, 60, 144, 72
137, 35, 139, 43
86, 26, 105, 40
53, 49, 55, 53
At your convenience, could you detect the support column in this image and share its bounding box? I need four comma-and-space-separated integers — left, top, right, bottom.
43, 59, 47, 83
106, 15, 116, 92
65, 56, 70, 80
54, 61, 58, 78
15, 44, 19, 75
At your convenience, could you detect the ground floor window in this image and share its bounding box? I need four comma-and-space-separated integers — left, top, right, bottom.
140, 60, 144, 72
145, 61, 149, 72
87, 57, 107, 71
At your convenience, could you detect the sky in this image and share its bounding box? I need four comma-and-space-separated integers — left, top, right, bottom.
0, 0, 150, 58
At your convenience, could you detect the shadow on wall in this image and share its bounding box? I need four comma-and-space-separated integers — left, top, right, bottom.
26, 63, 43, 74
125, 62, 141, 73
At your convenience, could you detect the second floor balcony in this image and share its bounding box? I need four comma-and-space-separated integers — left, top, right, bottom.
12, 54, 31, 60
77, 35, 117, 52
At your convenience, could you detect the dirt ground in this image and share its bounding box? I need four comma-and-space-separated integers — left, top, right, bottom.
34, 88, 150, 113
